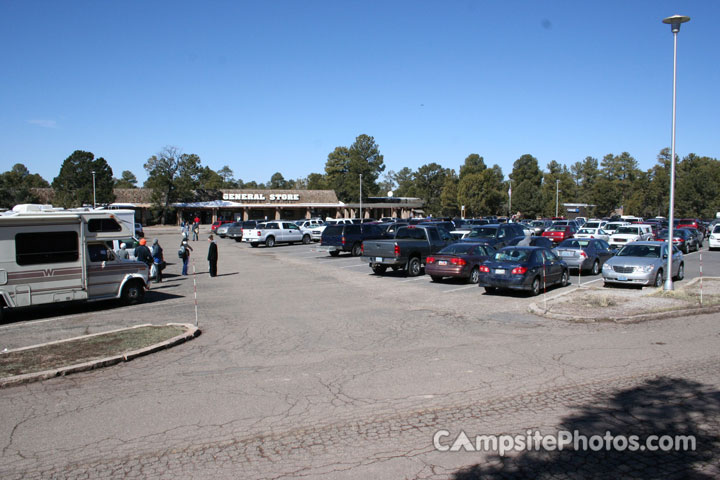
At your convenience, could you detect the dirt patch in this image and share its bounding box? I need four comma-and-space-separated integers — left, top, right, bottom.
0, 325, 186, 378
536, 279, 720, 321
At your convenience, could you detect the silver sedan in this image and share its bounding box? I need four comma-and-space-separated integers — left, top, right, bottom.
602, 241, 684, 288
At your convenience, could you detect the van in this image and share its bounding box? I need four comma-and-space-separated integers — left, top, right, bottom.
0, 209, 149, 321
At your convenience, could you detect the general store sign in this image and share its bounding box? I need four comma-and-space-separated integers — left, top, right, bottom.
222, 193, 300, 202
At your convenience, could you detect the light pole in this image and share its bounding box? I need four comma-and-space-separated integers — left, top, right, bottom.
662, 14, 690, 291
555, 179, 560, 218
359, 174, 362, 221
91, 171, 96, 209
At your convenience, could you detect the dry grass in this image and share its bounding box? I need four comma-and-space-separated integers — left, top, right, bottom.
0, 325, 185, 378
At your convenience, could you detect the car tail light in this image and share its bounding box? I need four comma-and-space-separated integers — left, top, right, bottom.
479, 265, 490, 273
590, 235, 594, 238
426, 256, 435, 264
450, 258, 467, 265
580, 251, 587, 258
394, 244, 400, 257
341, 236, 346, 245
361, 243, 364, 254
511, 266, 527, 274
675, 238, 683, 242
257, 231, 261, 236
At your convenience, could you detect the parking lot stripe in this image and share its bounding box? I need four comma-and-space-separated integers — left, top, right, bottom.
399, 277, 426, 283
341, 264, 368, 268
444, 285, 478, 293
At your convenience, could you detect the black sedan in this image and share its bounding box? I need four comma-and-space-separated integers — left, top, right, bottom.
656, 228, 699, 254
478, 246, 569, 296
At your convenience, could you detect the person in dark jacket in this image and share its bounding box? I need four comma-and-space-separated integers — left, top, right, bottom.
151, 238, 164, 283
207, 235, 218, 277
134, 238, 152, 267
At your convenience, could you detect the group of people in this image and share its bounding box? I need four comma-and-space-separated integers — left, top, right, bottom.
181, 217, 202, 242
114, 219, 219, 282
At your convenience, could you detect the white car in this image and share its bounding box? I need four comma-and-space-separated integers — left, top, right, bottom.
609, 225, 653, 249
242, 221, 311, 247
708, 224, 720, 250
575, 227, 610, 242
603, 221, 630, 235
582, 220, 608, 230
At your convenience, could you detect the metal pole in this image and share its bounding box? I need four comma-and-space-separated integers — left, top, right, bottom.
508, 180, 512, 217
665, 29, 679, 290
555, 180, 559, 218
359, 174, 362, 220
92, 171, 96, 209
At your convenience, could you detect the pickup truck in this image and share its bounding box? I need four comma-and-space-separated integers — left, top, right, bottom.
361, 225, 454, 276
242, 221, 311, 247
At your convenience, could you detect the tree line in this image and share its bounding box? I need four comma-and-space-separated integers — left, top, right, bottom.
2, 136, 719, 223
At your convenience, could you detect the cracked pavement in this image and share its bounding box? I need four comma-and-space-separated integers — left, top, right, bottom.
0, 231, 718, 479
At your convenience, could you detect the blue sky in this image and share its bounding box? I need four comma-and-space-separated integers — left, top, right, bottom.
1, 1, 718, 186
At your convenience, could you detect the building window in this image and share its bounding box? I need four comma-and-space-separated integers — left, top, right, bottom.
16, 231, 79, 265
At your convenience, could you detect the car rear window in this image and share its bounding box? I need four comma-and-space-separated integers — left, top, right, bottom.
396, 227, 427, 240
493, 249, 531, 262
558, 239, 590, 248
616, 227, 640, 234
467, 227, 497, 238
438, 243, 476, 255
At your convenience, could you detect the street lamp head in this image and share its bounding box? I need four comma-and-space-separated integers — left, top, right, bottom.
663, 14, 690, 33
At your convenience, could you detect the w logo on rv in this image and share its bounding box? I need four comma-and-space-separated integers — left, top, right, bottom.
42, 268, 56, 277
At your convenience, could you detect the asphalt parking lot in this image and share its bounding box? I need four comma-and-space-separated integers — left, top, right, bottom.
1, 230, 719, 479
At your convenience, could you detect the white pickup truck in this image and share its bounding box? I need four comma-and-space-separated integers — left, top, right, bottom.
242, 221, 312, 247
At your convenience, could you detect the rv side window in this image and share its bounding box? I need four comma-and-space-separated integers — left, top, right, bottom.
88, 244, 111, 262
16, 231, 79, 266
88, 218, 122, 232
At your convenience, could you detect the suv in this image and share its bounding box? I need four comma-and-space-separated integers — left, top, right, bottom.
459, 223, 527, 249
321, 223, 386, 256
609, 224, 653, 249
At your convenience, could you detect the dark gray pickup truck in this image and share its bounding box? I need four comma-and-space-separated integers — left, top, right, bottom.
361, 225, 453, 276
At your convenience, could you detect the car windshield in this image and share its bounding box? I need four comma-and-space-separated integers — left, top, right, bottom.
438, 244, 477, 255
558, 239, 590, 248
616, 227, 640, 234
493, 249, 531, 262
606, 223, 623, 230
617, 244, 662, 258
584, 222, 600, 229
467, 227, 497, 238
530, 221, 545, 227
577, 228, 596, 234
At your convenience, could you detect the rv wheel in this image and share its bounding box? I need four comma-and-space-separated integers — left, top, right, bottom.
122, 281, 145, 305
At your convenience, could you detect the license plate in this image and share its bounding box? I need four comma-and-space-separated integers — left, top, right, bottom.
560, 251, 574, 257
375, 257, 383, 262
618, 276, 628, 281
438, 260, 447, 265
495, 269, 506, 275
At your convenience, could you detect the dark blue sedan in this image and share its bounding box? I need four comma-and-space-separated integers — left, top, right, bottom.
478, 246, 569, 296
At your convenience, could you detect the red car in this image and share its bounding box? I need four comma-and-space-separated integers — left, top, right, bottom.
211, 220, 233, 233
542, 225, 575, 244
676, 218, 706, 237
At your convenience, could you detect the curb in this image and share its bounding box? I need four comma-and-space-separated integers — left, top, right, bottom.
0, 323, 201, 389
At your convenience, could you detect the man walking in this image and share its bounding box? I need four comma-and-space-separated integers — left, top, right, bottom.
151, 238, 164, 283
207, 235, 218, 277
180, 239, 193, 276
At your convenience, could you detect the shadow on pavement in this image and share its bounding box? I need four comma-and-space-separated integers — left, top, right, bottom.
1, 290, 184, 325
452, 377, 720, 479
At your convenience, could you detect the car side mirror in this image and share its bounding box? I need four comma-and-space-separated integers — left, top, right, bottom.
662, 254, 668, 259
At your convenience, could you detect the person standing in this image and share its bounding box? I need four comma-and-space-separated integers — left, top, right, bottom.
151, 238, 164, 283
207, 235, 218, 277
115, 242, 129, 260
134, 238, 153, 283
192, 221, 200, 241
180, 239, 193, 276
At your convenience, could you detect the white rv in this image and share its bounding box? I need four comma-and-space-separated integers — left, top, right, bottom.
0, 208, 149, 321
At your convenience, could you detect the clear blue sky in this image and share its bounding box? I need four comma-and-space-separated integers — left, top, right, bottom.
1, 1, 718, 186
